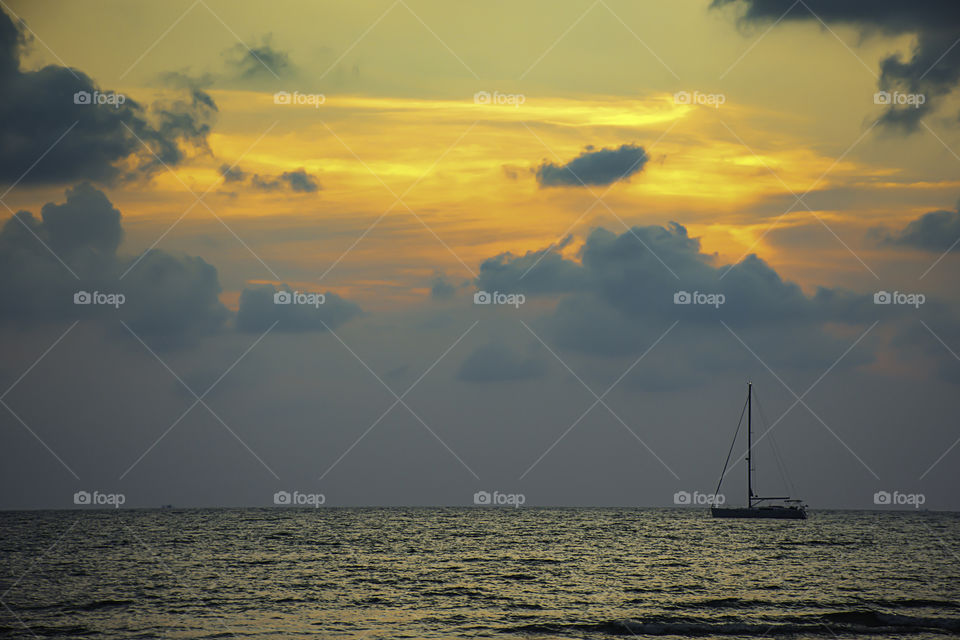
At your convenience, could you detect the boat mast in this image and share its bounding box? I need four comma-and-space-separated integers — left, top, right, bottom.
747, 382, 753, 508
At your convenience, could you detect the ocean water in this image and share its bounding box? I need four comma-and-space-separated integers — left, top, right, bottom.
1, 509, 958, 639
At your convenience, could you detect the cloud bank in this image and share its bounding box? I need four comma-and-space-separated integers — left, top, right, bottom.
883, 201, 960, 252
713, 0, 960, 131
471, 222, 943, 385
0, 183, 228, 344
0, 183, 359, 344
0, 8, 217, 185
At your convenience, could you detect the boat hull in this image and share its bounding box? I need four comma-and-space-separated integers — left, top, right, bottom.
711, 506, 807, 519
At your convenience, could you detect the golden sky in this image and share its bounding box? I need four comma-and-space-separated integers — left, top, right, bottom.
4, 1, 960, 512
6, 0, 960, 308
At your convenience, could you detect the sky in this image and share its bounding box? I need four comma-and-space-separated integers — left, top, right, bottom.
1, 0, 960, 510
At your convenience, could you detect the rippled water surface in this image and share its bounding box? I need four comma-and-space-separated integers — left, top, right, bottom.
1, 509, 959, 638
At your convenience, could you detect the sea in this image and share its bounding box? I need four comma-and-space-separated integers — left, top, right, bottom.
1, 508, 958, 639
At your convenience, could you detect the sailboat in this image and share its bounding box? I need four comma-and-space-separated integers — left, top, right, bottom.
711, 382, 807, 519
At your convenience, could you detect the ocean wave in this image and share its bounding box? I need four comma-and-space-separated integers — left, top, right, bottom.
870, 598, 960, 610
664, 597, 960, 611
500, 610, 960, 636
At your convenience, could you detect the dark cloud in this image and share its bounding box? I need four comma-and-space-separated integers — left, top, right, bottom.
250, 168, 320, 193
535, 144, 648, 187
0, 181, 361, 345
712, 0, 960, 131
236, 284, 361, 332
456, 342, 547, 382
0, 8, 217, 186
150, 89, 217, 159
0, 184, 227, 344
119, 250, 228, 343
223, 38, 291, 79
881, 201, 960, 251
40, 182, 122, 258
280, 168, 320, 193
477, 239, 587, 296
475, 223, 893, 379
219, 163, 248, 184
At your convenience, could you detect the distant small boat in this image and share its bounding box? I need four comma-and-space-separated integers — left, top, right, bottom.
712, 383, 807, 520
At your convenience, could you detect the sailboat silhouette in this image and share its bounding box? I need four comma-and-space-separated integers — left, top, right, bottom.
712, 383, 807, 519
